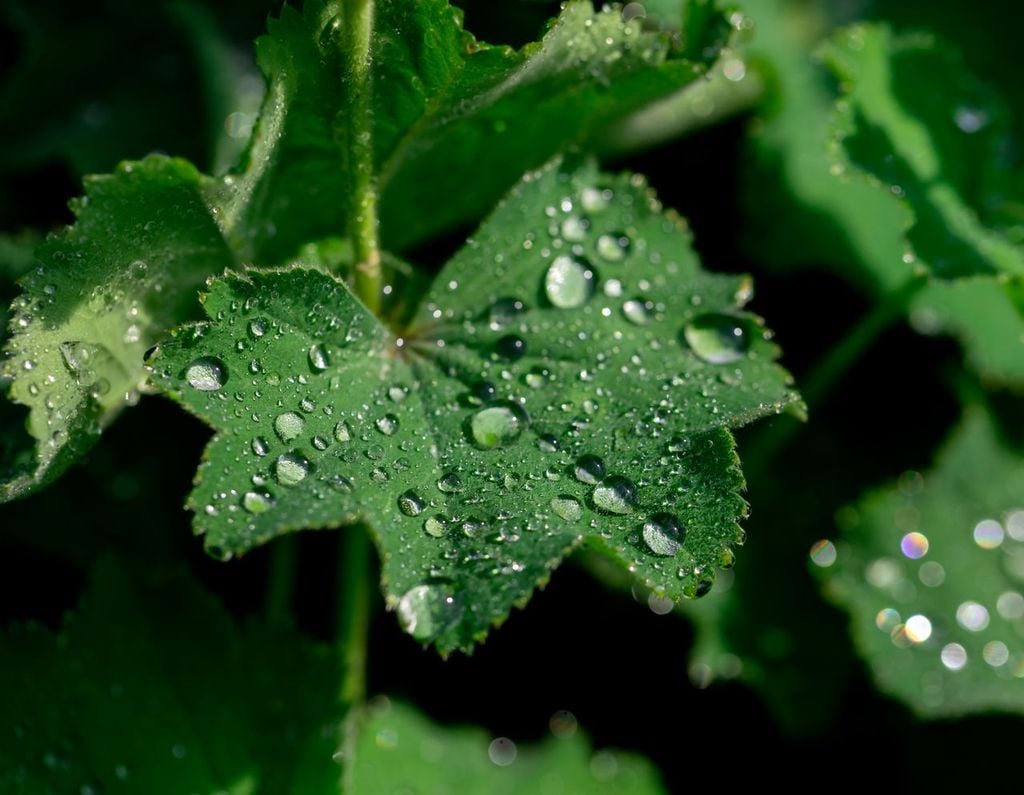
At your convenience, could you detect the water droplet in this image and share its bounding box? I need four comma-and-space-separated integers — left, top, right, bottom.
424, 515, 447, 537
551, 496, 582, 522
308, 343, 330, 372
643, 513, 685, 556
242, 491, 273, 513
469, 403, 528, 449
488, 298, 527, 330
275, 412, 305, 442
573, 454, 605, 485
538, 434, 561, 453
376, 414, 400, 436
248, 319, 267, 337
397, 584, 464, 641
592, 475, 637, 515
622, 299, 651, 325
488, 737, 517, 767
252, 437, 269, 456
334, 420, 352, 443
544, 255, 595, 309
683, 314, 750, 364
493, 334, 527, 361
596, 232, 630, 262
437, 472, 464, 493
275, 452, 310, 486
185, 357, 227, 391
398, 490, 426, 517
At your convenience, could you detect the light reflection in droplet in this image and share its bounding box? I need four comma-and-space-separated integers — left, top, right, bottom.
973, 519, 1005, 550
940, 643, 968, 671
918, 561, 946, 587
1006, 510, 1024, 542
983, 641, 1009, 667
904, 614, 932, 643
866, 558, 901, 588
956, 601, 990, 632
996, 591, 1024, 620
900, 531, 929, 559
488, 737, 517, 767
809, 539, 837, 567
875, 607, 901, 632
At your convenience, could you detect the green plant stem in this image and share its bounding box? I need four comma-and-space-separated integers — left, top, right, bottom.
744, 274, 928, 472
344, 0, 382, 314
265, 534, 299, 625
337, 524, 371, 707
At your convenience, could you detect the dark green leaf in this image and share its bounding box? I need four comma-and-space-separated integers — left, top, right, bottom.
820, 408, 1024, 717
151, 159, 800, 652
0, 558, 346, 793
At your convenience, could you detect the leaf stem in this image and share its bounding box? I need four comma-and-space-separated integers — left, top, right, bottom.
265, 534, 299, 625
744, 274, 928, 470
337, 523, 372, 707
343, 0, 382, 314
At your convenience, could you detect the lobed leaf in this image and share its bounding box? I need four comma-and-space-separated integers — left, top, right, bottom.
819, 408, 1024, 717
348, 699, 666, 794
151, 158, 801, 652
0, 558, 347, 794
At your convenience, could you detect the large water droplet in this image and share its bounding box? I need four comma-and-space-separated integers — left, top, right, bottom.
275, 452, 310, 486
469, 403, 528, 449
242, 491, 274, 514
592, 475, 637, 514
683, 314, 750, 364
398, 490, 426, 517
308, 343, 330, 372
275, 411, 305, 442
544, 255, 595, 309
551, 496, 582, 522
574, 454, 605, 485
376, 414, 400, 436
185, 357, 227, 391
397, 584, 464, 641
643, 513, 686, 556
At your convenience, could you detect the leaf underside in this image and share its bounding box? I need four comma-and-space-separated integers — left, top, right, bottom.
151, 158, 801, 653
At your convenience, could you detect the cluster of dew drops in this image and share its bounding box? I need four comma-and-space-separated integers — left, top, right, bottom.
176, 178, 762, 639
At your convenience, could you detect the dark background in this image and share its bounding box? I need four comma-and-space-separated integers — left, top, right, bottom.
1, 0, 1020, 791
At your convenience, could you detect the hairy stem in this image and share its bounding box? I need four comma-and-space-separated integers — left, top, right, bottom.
344, 0, 382, 313
745, 274, 928, 471
265, 534, 299, 625
337, 524, 372, 706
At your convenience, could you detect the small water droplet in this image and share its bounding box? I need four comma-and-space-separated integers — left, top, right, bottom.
622, 298, 651, 325
683, 313, 750, 364
424, 515, 447, 537
493, 334, 527, 361
242, 491, 274, 513
596, 232, 631, 262
275, 452, 310, 486
573, 454, 605, 485
249, 319, 267, 337
376, 414, 400, 436
469, 403, 528, 449
592, 475, 637, 515
275, 411, 305, 441
488, 298, 526, 330
334, 420, 352, 443
643, 513, 685, 556
437, 472, 464, 493
544, 255, 596, 309
252, 436, 269, 456
551, 496, 582, 522
308, 343, 330, 372
185, 357, 227, 391
398, 490, 426, 516
397, 584, 464, 641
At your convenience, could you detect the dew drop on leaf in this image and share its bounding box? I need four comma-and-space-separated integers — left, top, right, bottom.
493, 334, 527, 361
643, 513, 686, 556
573, 454, 605, 485
185, 357, 227, 391
469, 404, 528, 449
437, 472, 464, 493
397, 584, 464, 642
487, 297, 526, 330
596, 232, 630, 262
592, 475, 637, 515
544, 255, 596, 308
308, 343, 330, 372
376, 414, 400, 436
398, 490, 426, 517
423, 515, 447, 537
551, 496, 582, 522
274, 452, 310, 486
242, 491, 274, 514
252, 437, 269, 457
334, 420, 352, 443
683, 313, 751, 364
622, 298, 651, 325
274, 412, 305, 442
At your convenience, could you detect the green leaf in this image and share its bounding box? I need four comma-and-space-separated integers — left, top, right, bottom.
737, 1, 1024, 384
824, 23, 1024, 280
819, 408, 1024, 717
1, 157, 235, 501
227, 0, 732, 261
0, 557, 347, 794
151, 158, 800, 652
348, 699, 665, 794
